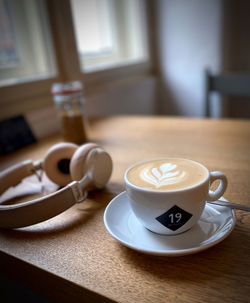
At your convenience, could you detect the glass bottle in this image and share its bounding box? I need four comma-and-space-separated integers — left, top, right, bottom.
52, 81, 88, 144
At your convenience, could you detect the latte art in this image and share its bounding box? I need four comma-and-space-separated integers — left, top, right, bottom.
126, 158, 208, 191
141, 163, 186, 188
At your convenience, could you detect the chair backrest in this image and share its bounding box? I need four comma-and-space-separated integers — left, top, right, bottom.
205, 69, 250, 117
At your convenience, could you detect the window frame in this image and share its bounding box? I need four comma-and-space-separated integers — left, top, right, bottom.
0, 0, 154, 120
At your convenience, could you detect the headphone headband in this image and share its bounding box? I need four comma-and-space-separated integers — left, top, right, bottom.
0, 181, 85, 229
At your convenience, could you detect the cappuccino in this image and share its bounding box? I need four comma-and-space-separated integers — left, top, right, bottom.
126, 158, 208, 191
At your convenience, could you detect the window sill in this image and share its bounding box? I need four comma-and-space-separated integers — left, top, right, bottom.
82, 57, 149, 74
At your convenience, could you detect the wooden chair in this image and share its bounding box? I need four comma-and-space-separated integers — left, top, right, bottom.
205, 69, 250, 117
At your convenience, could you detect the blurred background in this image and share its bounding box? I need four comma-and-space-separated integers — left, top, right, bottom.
0, 0, 250, 139
0, 1, 249, 300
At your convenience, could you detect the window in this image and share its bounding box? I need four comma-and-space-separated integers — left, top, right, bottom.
0, 0, 152, 120
0, 0, 56, 87
71, 0, 148, 72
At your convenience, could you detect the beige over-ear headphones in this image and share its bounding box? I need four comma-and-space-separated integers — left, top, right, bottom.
0, 142, 113, 229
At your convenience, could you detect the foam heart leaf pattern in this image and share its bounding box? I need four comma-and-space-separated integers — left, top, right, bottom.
140, 162, 186, 188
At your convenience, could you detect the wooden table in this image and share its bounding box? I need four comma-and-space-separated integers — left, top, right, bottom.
0, 116, 250, 303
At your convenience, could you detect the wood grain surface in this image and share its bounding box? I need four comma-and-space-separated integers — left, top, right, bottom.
0, 116, 250, 303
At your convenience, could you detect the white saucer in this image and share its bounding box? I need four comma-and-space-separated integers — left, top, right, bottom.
104, 192, 236, 256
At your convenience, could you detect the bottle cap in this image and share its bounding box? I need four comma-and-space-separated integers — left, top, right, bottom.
51, 81, 83, 95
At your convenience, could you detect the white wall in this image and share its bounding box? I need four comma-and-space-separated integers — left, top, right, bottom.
156, 0, 223, 117
86, 76, 157, 116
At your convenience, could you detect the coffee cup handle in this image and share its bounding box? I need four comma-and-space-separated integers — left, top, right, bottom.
207, 171, 228, 201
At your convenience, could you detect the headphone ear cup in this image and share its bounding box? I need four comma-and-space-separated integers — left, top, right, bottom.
44, 142, 78, 186
70, 143, 99, 181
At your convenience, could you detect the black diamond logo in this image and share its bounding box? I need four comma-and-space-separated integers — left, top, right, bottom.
156, 205, 193, 231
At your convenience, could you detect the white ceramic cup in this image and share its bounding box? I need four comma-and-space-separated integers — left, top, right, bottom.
124, 158, 228, 235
